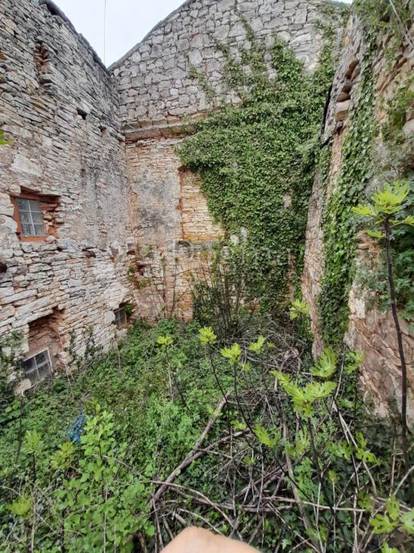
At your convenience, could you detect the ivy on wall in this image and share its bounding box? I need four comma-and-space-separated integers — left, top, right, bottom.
354, 0, 414, 56
319, 59, 376, 347
180, 28, 335, 310
383, 76, 414, 150
319, 0, 414, 347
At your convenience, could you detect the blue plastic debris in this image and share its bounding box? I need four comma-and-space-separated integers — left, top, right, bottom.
68, 413, 86, 443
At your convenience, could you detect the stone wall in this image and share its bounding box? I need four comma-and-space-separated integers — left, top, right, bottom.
302, 14, 414, 422
112, 0, 346, 317
0, 0, 136, 378
125, 137, 221, 320
112, 0, 343, 131
2, 0, 412, 423
0, 0, 348, 382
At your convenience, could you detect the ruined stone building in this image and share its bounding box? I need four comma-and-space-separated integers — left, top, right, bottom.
0, 0, 341, 379
0, 0, 413, 418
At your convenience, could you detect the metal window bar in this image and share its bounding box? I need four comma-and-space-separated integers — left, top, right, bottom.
17, 199, 46, 236
114, 308, 128, 329
23, 349, 52, 383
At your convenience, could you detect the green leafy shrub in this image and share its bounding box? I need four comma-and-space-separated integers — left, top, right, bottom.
1, 320, 413, 552
353, 180, 414, 443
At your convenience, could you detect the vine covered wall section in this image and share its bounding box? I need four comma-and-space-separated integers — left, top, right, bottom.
303, 2, 414, 422
114, 0, 346, 320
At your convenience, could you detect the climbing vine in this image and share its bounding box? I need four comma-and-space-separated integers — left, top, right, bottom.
319, 1, 414, 347
354, 0, 414, 56
383, 77, 414, 146
362, 79, 414, 325
180, 25, 335, 310
319, 57, 376, 347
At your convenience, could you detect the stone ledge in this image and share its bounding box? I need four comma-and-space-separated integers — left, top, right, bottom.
124, 113, 209, 142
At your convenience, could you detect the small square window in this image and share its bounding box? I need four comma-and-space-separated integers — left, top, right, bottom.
16, 198, 46, 237
12, 191, 59, 242
114, 307, 128, 330
22, 350, 52, 384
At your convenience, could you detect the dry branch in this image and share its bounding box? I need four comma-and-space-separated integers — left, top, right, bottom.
152, 394, 229, 504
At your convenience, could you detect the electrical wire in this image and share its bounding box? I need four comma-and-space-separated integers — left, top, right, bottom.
104, 0, 108, 65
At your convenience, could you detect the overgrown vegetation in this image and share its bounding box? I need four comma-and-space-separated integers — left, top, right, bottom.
0, 322, 225, 551
354, 0, 414, 57
180, 23, 335, 310
374, 78, 414, 325
0, 332, 23, 427
192, 238, 267, 341
1, 320, 413, 552
1, 5, 414, 553
318, 56, 376, 347
319, 0, 414, 348
353, 181, 414, 451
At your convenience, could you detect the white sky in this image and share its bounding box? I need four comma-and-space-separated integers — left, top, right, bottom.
55, 0, 185, 66
54, 0, 352, 67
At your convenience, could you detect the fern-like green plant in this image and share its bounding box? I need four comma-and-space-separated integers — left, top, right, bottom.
254, 424, 281, 448
8, 496, 32, 519
353, 179, 414, 447
198, 327, 217, 346
156, 335, 174, 347
273, 371, 336, 417
290, 298, 310, 320
220, 343, 242, 365
311, 348, 337, 379
248, 336, 266, 354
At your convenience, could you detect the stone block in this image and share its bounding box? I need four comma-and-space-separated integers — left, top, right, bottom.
335, 100, 351, 122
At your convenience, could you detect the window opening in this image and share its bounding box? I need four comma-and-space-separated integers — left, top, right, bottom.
16, 198, 46, 237
114, 307, 128, 329
22, 349, 52, 384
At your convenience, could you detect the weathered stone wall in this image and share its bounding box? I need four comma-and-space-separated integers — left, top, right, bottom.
302, 14, 414, 422
0, 0, 135, 375
303, 14, 364, 356
0, 0, 348, 380
125, 137, 221, 320
112, 0, 342, 130
112, 0, 346, 317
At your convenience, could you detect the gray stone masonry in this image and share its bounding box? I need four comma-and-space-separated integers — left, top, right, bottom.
0, 0, 135, 372
0, 0, 347, 380
111, 0, 347, 134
